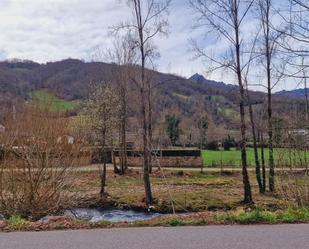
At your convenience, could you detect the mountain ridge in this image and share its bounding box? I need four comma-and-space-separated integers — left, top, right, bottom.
275, 88, 309, 99
0, 58, 304, 130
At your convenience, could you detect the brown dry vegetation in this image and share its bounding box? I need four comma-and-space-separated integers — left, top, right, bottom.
0, 168, 308, 232
69, 169, 289, 213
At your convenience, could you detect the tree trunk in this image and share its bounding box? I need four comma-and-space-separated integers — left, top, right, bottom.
100, 160, 107, 197
247, 89, 263, 193
267, 62, 275, 192
234, 9, 253, 203
100, 130, 107, 197
121, 85, 128, 174
260, 132, 266, 193
304, 77, 308, 175
239, 96, 253, 203
136, 0, 153, 205
141, 87, 153, 205
305, 78, 308, 122
121, 120, 128, 174
119, 93, 127, 175
112, 150, 121, 174
147, 85, 153, 174
264, 0, 275, 192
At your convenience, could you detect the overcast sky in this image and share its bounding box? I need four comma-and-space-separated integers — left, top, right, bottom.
0, 0, 302, 91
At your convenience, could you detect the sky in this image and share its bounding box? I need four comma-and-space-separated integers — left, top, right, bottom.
0, 0, 304, 91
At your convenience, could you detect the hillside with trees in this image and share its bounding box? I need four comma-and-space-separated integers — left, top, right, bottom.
0, 59, 303, 130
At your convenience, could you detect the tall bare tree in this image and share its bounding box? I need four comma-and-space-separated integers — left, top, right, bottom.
112, 0, 171, 205
190, 0, 253, 203
243, 32, 264, 194
256, 0, 282, 192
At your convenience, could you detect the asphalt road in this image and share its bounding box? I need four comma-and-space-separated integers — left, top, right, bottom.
1, 225, 309, 249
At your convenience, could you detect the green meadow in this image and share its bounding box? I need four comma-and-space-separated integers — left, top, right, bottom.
31, 90, 80, 112
202, 148, 309, 167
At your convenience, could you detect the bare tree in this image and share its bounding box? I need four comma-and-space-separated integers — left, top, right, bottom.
106, 35, 138, 174
112, 0, 171, 205
256, 0, 282, 192
260, 131, 267, 192
243, 32, 264, 194
85, 84, 120, 197
190, 0, 253, 203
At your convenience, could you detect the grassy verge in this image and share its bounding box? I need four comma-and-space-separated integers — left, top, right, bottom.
216, 208, 309, 224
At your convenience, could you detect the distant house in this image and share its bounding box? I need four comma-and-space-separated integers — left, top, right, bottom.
113, 149, 203, 168
288, 129, 309, 136
288, 129, 309, 143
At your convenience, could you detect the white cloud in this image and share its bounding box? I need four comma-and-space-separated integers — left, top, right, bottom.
0, 0, 127, 62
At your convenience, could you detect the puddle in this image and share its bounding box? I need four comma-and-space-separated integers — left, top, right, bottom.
64, 208, 161, 223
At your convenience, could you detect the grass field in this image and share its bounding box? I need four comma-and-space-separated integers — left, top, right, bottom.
31, 90, 80, 112
202, 148, 309, 167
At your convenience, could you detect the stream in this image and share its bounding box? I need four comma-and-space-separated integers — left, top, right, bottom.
64, 208, 161, 223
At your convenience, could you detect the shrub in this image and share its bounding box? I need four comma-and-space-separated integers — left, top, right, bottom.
0, 107, 83, 220
206, 141, 219, 151
223, 136, 236, 151
7, 215, 27, 228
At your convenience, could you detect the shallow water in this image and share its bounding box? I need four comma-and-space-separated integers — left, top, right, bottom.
64, 208, 161, 223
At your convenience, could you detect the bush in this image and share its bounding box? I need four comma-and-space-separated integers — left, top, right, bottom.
7, 215, 27, 229
223, 136, 236, 151
0, 107, 83, 220
206, 141, 219, 151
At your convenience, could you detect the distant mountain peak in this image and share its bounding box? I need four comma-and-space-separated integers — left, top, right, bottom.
189, 73, 237, 91
189, 73, 207, 82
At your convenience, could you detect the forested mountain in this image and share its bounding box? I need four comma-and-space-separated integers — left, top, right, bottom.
0, 59, 304, 130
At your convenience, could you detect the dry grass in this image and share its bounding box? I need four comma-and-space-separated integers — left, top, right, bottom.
70, 169, 289, 213
0, 169, 308, 232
